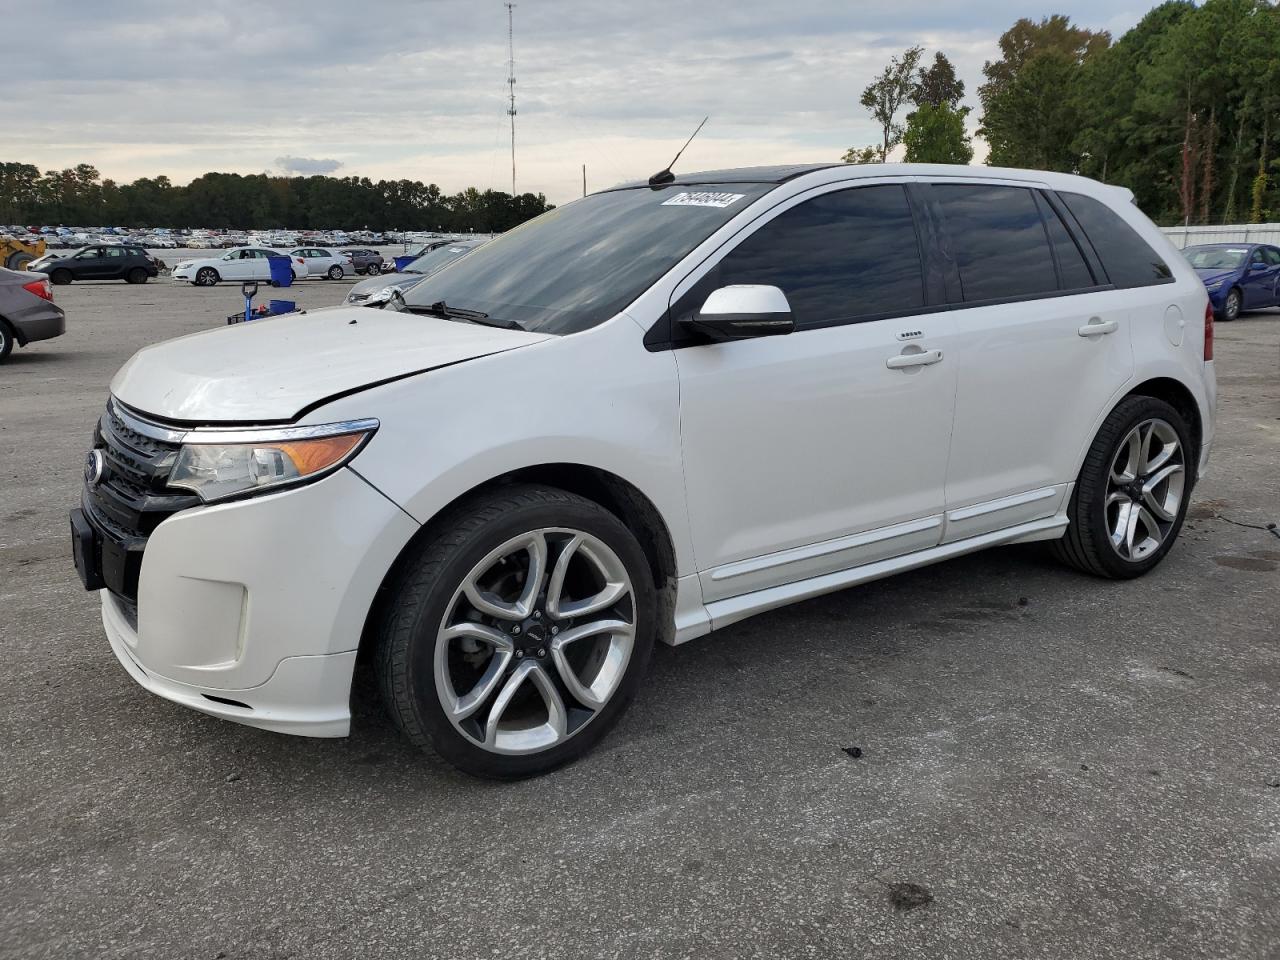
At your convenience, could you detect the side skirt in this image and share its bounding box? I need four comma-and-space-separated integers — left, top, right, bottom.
667, 512, 1069, 643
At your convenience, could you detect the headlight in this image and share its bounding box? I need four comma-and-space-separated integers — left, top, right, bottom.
167, 419, 378, 503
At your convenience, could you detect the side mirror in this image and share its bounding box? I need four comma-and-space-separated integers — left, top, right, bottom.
684, 284, 795, 340
1250, 261, 1267, 272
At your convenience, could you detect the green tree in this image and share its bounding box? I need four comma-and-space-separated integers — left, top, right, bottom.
978, 16, 1110, 170
913, 52, 965, 109
860, 46, 924, 161
903, 104, 974, 164
841, 146, 880, 164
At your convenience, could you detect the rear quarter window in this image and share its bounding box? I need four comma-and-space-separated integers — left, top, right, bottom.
1058, 192, 1172, 288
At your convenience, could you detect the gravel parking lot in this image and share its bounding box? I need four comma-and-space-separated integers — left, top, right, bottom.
2, 276, 1278, 959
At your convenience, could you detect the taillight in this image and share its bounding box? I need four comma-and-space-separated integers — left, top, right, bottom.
21, 277, 53, 302
1203, 300, 1214, 361
296, 257, 305, 265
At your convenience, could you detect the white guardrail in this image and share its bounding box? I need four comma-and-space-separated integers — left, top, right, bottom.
1161, 223, 1280, 249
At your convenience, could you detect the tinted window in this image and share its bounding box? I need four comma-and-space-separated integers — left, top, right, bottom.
1039, 198, 1095, 289
1265, 247, 1280, 266
1059, 192, 1172, 287
934, 184, 1058, 301
402, 182, 776, 334
707, 185, 924, 327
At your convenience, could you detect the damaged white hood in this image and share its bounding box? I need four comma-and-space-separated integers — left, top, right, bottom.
110, 305, 552, 423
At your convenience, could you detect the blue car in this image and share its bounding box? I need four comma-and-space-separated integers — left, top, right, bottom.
1183, 242, 1280, 321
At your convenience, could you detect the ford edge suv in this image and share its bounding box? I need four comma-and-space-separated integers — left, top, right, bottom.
71, 164, 1216, 778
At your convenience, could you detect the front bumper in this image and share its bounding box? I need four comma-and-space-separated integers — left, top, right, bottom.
104, 592, 357, 737
95, 465, 419, 737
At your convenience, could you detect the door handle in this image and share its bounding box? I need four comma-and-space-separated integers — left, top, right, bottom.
886, 348, 943, 370
1078, 317, 1119, 337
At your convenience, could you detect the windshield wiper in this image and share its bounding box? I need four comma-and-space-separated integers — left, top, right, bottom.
406, 300, 523, 330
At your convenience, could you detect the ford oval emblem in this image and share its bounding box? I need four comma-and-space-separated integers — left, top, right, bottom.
84, 449, 106, 486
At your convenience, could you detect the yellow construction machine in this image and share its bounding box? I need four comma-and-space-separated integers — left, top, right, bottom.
2, 235, 46, 271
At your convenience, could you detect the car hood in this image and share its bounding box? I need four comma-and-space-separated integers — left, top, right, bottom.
1194, 268, 1235, 285
110, 304, 553, 423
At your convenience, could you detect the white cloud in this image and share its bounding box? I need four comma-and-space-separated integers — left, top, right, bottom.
1, 0, 1145, 204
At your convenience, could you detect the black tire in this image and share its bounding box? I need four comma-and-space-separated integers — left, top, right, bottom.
195, 267, 219, 287
327, 264, 344, 280
5, 252, 33, 271
126, 267, 147, 284
1220, 287, 1241, 321
375, 484, 656, 779
0, 320, 14, 363
1050, 395, 1194, 579
50, 269, 72, 286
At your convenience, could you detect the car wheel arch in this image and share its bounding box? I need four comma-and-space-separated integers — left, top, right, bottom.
1069, 376, 1204, 490
354, 461, 680, 681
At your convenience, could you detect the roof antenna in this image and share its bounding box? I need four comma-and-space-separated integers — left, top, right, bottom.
648, 116, 709, 187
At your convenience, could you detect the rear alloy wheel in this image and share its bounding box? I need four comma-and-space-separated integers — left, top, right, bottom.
327, 264, 344, 280
376, 485, 655, 778
194, 267, 219, 286
126, 267, 148, 284
50, 269, 72, 286
1052, 396, 1192, 579
1221, 287, 1241, 321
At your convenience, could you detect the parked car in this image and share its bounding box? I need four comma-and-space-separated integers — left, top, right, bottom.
288, 247, 350, 280
1182, 242, 1280, 321
381, 238, 455, 272
72, 164, 1214, 779
0, 267, 64, 363
344, 238, 487, 304
28, 245, 160, 284
171, 247, 304, 286
342, 248, 386, 275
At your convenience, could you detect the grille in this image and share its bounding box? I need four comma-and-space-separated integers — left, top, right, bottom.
81, 401, 200, 603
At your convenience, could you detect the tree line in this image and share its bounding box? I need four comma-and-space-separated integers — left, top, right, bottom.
0, 163, 553, 232
847, 0, 1280, 226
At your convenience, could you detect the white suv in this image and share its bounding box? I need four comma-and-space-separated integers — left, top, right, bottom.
72, 164, 1216, 778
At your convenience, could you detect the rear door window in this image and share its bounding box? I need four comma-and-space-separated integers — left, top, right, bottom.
1058, 192, 1172, 287
1037, 197, 1095, 289
1264, 247, 1280, 266
702, 184, 925, 328
932, 183, 1058, 302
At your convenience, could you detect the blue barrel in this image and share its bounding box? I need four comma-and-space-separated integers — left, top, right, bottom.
268, 299, 297, 315
393, 255, 417, 272
267, 255, 294, 287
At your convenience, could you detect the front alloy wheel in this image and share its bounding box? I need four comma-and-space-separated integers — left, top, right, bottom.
436, 528, 635, 755
376, 485, 655, 778
1222, 288, 1241, 321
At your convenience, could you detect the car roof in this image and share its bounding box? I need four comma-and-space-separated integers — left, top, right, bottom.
1185, 242, 1258, 249
602, 162, 1152, 203
606, 163, 842, 191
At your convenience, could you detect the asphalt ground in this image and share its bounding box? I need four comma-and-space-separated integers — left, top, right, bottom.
1, 275, 1278, 959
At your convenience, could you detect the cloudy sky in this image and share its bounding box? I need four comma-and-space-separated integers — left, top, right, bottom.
6, 1, 1146, 205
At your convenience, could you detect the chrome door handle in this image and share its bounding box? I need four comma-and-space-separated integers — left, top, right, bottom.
1078, 317, 1119, 337
886, 349, 943, 370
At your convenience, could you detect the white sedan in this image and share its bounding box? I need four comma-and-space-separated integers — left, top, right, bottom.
289, 247, 351, 280
171, 247, 305, 286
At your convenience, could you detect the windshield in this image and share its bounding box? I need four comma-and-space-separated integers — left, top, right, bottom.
405, 241, 484, 275
401, 183, 775, 334
1185, 246, 1248, 270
